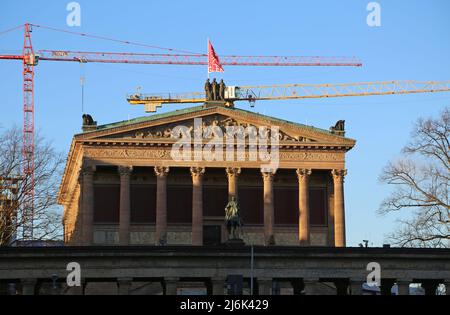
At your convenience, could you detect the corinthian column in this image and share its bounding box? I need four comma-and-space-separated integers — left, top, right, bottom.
296, 168, 312, 246
225, 167, 241, 201
119, 166, 133, 246
81, 165, 95, 246
190, 167, 205, 246
154, 166, 169, 245
261, 170, 276, 246
332, 169, 347, 247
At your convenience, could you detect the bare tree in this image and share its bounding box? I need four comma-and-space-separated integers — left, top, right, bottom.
379, 107, 449, 248
0, 126, 64, 246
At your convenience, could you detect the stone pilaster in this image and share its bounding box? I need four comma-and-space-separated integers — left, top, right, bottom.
350, 279, 364, 295
154, 166, 170, 245
190, 167, 205, 246
396, 280, 410, 295
21, 278, 37, 295
258, 278, 272, 295
226, 167, 241, 201
117, 277, 133, 295
66, 278, 86, 295
302, 278, 320, 295
296, 168, 312, 246
119, 166, 133, 246
380, 279, 395, 295
261, 170, 276, 246
81, 165, 95, 245
331, 169, 347, 247
421, 281, 439, 295
164, 277, 179, 295
211, 278, 225, 295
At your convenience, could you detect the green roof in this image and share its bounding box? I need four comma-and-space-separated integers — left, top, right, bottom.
95, 105, 205, 131
82, 105, 338, 137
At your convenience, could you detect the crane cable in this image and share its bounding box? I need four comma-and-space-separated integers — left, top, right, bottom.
30, 23, 203, 55
80, 61, 86, 114
0, 24, 24, 37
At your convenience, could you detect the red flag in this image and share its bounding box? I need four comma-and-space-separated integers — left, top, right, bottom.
208, 40, 224, 73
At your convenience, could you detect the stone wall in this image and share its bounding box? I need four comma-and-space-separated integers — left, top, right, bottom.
92, 224, 329, 246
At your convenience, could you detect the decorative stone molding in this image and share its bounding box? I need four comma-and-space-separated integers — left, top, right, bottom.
129, 115, 315, 142
296, 168, 312, 181
118, 165, 133, 177
261, 170, 276, 180
331, 169, 347, 181
154, 166, 170, 177
190, 167, 205, 178
85, 148, 168, 159
81, 165, 95, 176
83, 147, 345, 164
281, 152, 341, 161
225, 167, 241, 179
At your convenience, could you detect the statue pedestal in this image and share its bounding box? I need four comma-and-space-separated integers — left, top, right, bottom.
225, 238, 245, 247
203, 101, 234, 108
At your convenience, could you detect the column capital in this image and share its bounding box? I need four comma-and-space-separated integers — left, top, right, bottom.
81, 165, 95, 176
296, 168, 312, 180
154, 166, 170, 177
118, 165, 133, 177
190, 166, 205, 178
225, 167, 241, 178
261, 169, 276, 180
331, 169, 347, 181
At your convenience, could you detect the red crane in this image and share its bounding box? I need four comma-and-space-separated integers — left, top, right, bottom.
0, 23, 362, 240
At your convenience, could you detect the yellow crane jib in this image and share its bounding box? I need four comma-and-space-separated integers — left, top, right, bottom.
127, 80, 450, 113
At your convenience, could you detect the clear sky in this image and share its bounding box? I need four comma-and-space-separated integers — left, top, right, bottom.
1, 0, 449, 247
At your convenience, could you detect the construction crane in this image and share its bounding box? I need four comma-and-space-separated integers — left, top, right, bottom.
0, 23, 361, 240
127, 80, 450, 112
4, 50, 363, 67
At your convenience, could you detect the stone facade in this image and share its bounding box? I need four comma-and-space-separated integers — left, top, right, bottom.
58, 105, 355, 247
1, 246, 449, 295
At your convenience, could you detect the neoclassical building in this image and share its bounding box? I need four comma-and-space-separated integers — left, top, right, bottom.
58, 104, 355, 247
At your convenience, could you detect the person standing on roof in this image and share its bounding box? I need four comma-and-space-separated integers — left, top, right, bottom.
205, 79, 212, 101
212, 78, 218, 101
219, 79, 226, 100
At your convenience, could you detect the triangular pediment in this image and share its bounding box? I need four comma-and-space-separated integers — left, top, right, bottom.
76, 106, 355, 146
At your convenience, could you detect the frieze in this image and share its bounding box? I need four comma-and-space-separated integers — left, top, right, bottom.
84, 147, 343, 162
84, 148, 168, 159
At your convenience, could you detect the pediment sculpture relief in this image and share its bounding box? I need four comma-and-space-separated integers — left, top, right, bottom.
129, 116, 317, 143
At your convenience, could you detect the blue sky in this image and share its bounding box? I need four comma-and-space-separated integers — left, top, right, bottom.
1, 0, 449, 246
